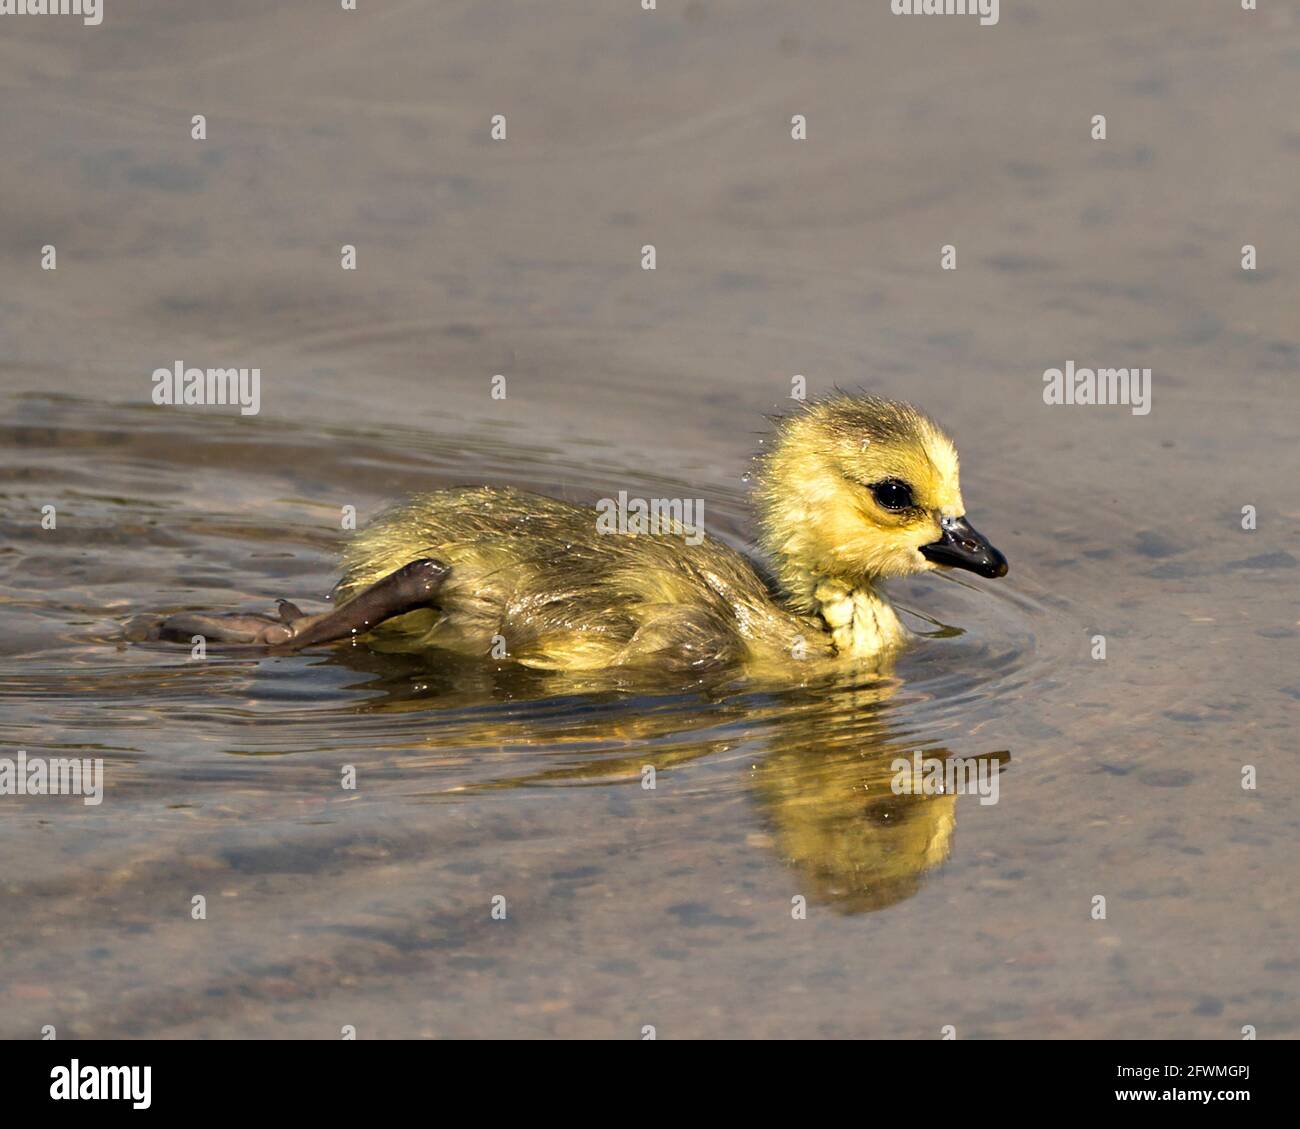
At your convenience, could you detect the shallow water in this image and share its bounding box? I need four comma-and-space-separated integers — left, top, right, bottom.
2, 1, 1298, 1038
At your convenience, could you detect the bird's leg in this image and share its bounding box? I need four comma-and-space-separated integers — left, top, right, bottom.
128, 559, 450, 651
277, 558, 448, 649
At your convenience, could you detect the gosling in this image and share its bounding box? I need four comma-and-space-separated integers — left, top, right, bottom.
140, 395, 1007, 671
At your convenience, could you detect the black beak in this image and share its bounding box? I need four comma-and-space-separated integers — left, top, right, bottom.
920, 516, 1008, 578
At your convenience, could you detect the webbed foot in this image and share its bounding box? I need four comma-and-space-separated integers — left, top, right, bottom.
124, 610, 295, 645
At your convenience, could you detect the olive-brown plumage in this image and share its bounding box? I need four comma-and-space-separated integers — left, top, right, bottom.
329, 485, 822, 671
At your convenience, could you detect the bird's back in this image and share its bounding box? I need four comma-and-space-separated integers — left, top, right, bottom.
333, 486, 818, 671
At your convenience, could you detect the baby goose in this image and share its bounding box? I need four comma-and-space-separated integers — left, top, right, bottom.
141, 395, 1006, 671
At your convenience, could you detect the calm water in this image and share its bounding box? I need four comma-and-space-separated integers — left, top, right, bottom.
1, 1, 1298, 1038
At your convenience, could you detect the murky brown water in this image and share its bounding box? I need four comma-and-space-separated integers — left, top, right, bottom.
2, 1, 1298, 1038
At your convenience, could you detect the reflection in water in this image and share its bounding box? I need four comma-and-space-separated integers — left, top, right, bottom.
308, 645, 1011, 915
755, 714, 1008, 914
1, 394, 1039, 1039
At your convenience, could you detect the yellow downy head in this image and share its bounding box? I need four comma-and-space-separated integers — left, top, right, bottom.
756, 396, 1005, 642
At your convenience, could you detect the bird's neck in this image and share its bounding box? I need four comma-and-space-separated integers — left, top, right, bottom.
770, 563, 904, 658
810, 576, 905, 658
755, 484, 907, 657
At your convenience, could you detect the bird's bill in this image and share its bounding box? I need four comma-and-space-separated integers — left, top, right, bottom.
920, 516, 1008, 578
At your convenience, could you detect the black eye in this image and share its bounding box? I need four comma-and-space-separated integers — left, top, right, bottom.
870, 479, 914, 511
